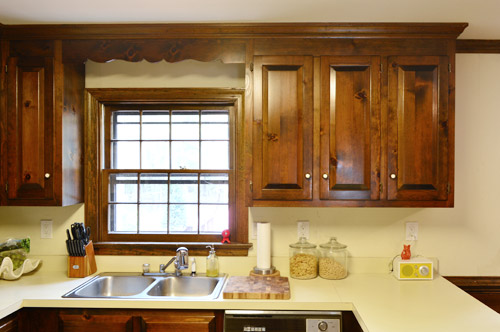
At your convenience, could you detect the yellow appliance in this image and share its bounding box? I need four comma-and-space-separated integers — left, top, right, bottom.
393, 257, 433, 280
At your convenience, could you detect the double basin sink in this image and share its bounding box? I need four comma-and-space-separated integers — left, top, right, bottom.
63, 272, 227, 300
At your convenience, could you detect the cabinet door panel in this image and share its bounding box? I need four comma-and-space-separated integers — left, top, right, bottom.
6, 56, 54, 202
253, 56, 313, 200
142, 311, 215, 332
320, 56, 380, 200
387, 56, 449, 201
59, 313, 134, 332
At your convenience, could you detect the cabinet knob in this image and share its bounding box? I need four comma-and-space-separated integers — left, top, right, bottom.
390, 173, 396, 179
322, 173, 329, 179
305, 173, 311, 180
44, 173, 51, 179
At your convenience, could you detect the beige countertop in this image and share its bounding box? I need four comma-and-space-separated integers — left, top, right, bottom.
1, 270, 499, 332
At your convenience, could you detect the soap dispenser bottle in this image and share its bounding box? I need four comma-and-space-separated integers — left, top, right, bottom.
206, 245, 219, 277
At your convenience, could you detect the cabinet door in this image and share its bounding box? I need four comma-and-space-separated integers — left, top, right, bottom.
253, 56, 313, 200
142, 311, 215, 332
387, 56, 449, 201
320, 56, 381, 200
6, 56, 55, 203
0, 312, 18, 332
59, 313, 136, 332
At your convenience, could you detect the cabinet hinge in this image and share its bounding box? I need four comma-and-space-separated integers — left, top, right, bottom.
380, 63, 383, 73
448, 63, 452, 73
250, 181, 253, 193
250, 63, 254, 72
447, 183, 451, 194
379, 183, 383, 194
5, 182, 8, 193
4, 65, 7, 73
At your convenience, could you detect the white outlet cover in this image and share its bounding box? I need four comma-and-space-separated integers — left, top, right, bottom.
406, 222, 418, 241
40, 219, 53, 239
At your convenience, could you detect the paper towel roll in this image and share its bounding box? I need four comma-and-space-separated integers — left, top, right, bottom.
256, 222, 271, 269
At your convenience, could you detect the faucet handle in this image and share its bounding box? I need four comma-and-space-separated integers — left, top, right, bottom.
176, 247, 189, 269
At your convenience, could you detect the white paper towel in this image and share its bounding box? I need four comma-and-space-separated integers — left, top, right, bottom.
256, 222, 271, 269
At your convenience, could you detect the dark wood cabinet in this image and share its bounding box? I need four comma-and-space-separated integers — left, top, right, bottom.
18, 308, 220, 332
387, 56, 450, 202
1, 40, 84, 206
252, 55, 314, 200
320, 56, 381, 201
0, 312, 18, 332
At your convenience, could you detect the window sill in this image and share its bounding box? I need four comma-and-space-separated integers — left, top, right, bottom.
93, 242, 253, 256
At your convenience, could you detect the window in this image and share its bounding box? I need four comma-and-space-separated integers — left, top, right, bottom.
85, 89, 250, 256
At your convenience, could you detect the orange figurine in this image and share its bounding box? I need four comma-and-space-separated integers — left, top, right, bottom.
221, 229, 231, 244
401, 244, 411, 260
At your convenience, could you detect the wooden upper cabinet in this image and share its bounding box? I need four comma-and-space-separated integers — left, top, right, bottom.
387, 56, 450, 201
3, 40, 84, 206
6, 56, 56, 203
252, 55, 313, 200
320, 56, 381, 200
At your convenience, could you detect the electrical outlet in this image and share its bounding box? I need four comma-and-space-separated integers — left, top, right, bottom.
41, 219, 53, 239
297, 220, 310, 239
406, 221, 418, 241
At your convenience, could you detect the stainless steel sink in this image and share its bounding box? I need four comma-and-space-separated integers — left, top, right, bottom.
147, 275, 222, 297
62, 272, 227, 300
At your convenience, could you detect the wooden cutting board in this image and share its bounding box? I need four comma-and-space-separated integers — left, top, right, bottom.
222, 276, 290, 299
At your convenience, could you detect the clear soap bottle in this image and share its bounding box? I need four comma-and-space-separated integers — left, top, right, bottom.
206, 245, 219, 277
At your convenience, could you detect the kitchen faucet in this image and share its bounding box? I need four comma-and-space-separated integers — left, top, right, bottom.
160, 247, 189, 276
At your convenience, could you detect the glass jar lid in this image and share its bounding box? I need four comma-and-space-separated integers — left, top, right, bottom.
289, 237, 316, 249
320, 237, 347, 250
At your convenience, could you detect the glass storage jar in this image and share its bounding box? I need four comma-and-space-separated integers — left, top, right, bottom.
319, 237, 347, 279
289, 237, 318, 279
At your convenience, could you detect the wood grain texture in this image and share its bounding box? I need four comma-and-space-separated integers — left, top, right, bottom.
252, 55, 313, 200
1, 23, 468, 40
0, 312, 18, 332
387, 56, 450, 202
223, 276, 290, 299
320, 56, 380, 200
63, 39, 246, 64
457, 39, 500, 53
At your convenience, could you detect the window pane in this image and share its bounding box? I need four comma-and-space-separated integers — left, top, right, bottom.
142, 141, 170, 169
109, 203, 138, 233
170, 204, 198, 233
140, 173, 168, 203
109, 173, 138, 203
201, 141, 229, 169
200, 205, 228, 234
171, 141, 199, 169
139, 204, 168, 232
201, 111, 229, 140
170, 173, 198, 203
142, 111, 170, 140
171, 111, 199, 140
200, 174, 228, 203
112, 142, 140, 169
112, 111, 140, 140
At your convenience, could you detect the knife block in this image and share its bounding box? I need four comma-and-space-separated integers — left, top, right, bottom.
67, 241, 97, 278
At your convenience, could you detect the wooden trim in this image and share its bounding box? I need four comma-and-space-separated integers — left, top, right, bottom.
445, 276, 500, 292
94, 242, 252, 256
84, 88, 251, 256
457, 39, 500, 53
1, 23, 468, 40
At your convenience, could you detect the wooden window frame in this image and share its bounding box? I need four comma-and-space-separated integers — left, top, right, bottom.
84, 88, 251, 256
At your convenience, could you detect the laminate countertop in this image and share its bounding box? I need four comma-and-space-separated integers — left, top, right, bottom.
1, 270, 499, 332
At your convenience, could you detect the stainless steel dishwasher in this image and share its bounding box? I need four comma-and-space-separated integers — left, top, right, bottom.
224, 310, 342, 332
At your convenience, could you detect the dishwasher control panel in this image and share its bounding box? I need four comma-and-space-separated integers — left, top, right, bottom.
306, 319, 340, 332
224, 310, 342, 332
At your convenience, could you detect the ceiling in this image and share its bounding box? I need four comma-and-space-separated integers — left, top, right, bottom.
1, 0, 499, 39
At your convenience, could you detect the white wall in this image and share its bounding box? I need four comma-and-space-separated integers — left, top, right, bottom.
0, 55, 499, 276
